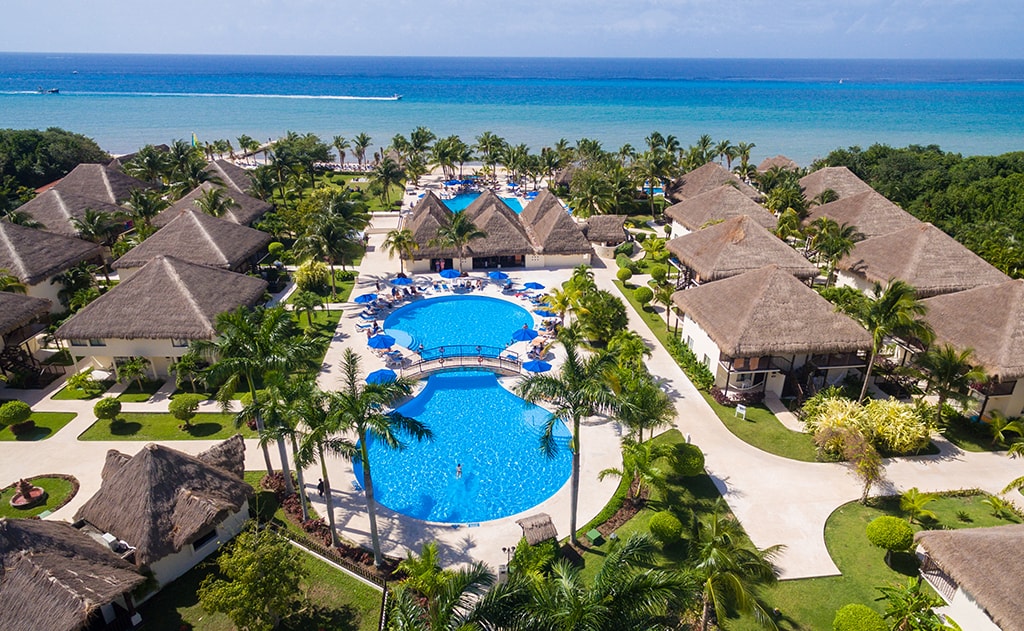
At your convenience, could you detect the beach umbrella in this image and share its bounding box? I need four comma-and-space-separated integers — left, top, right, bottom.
522, 360, 552, 373
531, 337, 547, 347
366, 368, 397, 384
444, 179, 461, 186
524, 281, 545, 290
367, 334, 396, 349
440, 269, 461, 279
533, 308, 557, 317
511, 327, 539, 342
391, 276, 413, 286
354, 293, 378, 304
488, 270, 509, 280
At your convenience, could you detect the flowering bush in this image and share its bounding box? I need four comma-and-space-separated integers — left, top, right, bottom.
864, 398, 931, 455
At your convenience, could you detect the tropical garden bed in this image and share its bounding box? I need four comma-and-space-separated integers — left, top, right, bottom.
52, 380, 114, 400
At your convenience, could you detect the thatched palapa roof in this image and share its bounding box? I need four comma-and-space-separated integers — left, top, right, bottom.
406, 192, 459, 259
915, 524, 1024, 631
0, 518, 144, 631
839, 222, 1009, 298
153, 182, 272, 228
581, 214, 628, 246
461, 191, 534, 257
16, 189, 127, 238
112, 209, 270, 271
804, 189, 919, 239
516, 513, 558, 545
50, 163, 153, 205
0, 221, 102, 285
798, 166, 872, 202
209, 159, 255, 194
0, 293, 50, 338
665, 185, 776, 233
55, 256, 267, 341
672, 265, 871, 357
519, 190, 593, 255
75, 437, 253, 567
667, 216, 819, 283
757, 155, 800, 173
550, 166, 576, 189
665, 162, 762, 203
921, 280, 1024, 380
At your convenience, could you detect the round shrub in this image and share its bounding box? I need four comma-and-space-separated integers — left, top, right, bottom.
663, 224, 672, 236
634, 231, 648, 243
634, 286, 654, 307
833, 603, 886, 631
649, 264, 668, 283
267, 242, 285, 259
616, 267, 633, 283
0, 400, 32, 426
672, 442, 706, 476
294, 259, 328, 293
169, 394, 205, 425
648, 510, 683, 545
865, 516, 914, 555
93, 397, 122, 422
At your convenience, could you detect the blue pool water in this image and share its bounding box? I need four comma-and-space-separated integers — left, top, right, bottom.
443, 193, 524, 213
384, 295, 532, 350
354, 370, 571, 523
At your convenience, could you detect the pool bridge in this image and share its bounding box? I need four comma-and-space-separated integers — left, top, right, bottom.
400, 344, 524, 378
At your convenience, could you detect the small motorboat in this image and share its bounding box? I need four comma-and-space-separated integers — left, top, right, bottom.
36, 87, 59, 94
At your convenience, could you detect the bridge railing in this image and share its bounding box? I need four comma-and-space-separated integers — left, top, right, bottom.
401, 350, 523, 378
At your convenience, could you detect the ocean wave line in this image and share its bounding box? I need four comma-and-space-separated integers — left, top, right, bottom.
0, 90, 402, 100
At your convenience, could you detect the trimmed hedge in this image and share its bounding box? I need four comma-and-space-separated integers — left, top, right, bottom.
672, 442, 706, 476
833, 603, 886, 631
664, 336, 715, 391
616, 267, 633, 283
865, 516, 914, 554
648, 510, 683, 545
93, 397, 122, 422
634, 286, 654, 307
0, 401, 32, 426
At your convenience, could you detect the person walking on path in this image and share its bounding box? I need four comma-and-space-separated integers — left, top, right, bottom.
317, 478, 325, 498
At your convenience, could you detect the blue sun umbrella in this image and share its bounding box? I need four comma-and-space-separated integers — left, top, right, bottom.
391, 276, 413, 286
488, 270, 509, 280
444, 179, 461, 186
354, 293, 378, 304
440, 268, 461, 279
522, 360, 552, 373
511, 327, 539, 342
533, 308, 557, 317
524, 281, 545, 290
367, 334, 396, 349
366, 368, 397, 384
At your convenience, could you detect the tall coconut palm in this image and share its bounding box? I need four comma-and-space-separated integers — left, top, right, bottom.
295, 385, 352, 545
909, 344, 987, 427
193, 186, 238, 218
71, 208, 126, 283
332, 135, 350, 166
383, 227, 419, 275
475, 131, 506, 186
191, 306, 319, 478
124, 188, 169, 228
515, 328, 621, 544
370, 157, 405, 208
334, 348, 432, 567
692, 500, 782, 631
854, 280, 934, 402
613, 371, 676, 442
599, 437, 670, 503
352, 132, 373, 167
808, 218, 862, 287
123, 144, 171, 185
430, 212, 487, 272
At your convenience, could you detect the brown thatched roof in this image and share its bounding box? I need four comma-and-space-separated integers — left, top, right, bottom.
0, 221, 102, 286
671, 265, 871, 357
407, 192, 458, 259
75, 438, 253, 567
197, 435, 247, 480
581, 214, 628, 246
0, 518, 144, 631
17, 189, 127, 238
462, 191, 534, 257
667, 216, 819, 283
665, 162, 762, 203
915, 524, 1024, 631
551, 166, 576, 189
804, 189, 920, 239
520, 190, 593, 255
839, 222, 1009, 298
50, 163, 153, 205
55, 256, 267, 341
665, 185, 777, 233
113, 209, 270, 271
921, 279, 1024, 380
515, 513, 557, 545
757, 155, 800, 173
153, 182, 272, 228
0, 293, 50, 337
208, 159, 254, 194
799, 166, 872, 202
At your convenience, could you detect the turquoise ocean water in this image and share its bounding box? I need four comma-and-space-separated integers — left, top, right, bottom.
1, 54, 1022, 164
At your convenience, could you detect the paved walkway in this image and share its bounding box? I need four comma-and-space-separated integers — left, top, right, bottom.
2, 206, 1022, 580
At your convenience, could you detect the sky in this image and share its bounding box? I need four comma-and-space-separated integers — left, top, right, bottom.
3, 0, 1022, 58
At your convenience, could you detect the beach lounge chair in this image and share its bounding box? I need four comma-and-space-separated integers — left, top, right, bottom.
355, 322, 373, 330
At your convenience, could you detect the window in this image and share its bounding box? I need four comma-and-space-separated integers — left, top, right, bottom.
88, 339, 106, 347
70, 339, 88, 347
703, 355, 711, 369
171, 338, 189, 348
685, 336, 693, 349
192, 529, 218, 551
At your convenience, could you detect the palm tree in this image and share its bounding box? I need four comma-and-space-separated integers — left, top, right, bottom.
0, 269, 26, 294
986, 410, 1024, 448
370, 157, 405, 208
334, 349, 432, 566
382, 228, 419, 275
808, 218, 862, 287
854, 280, 934, 402
352, 132, 373, 167
332, 135, 350, 166
293, 190, 370, 298
124, 188, 169, 228
290, 290, 323, 327
295, 386, 351, 545
607, 330, 651, 371
515, 328, 621, 544
475, 131, 506, 186
613, 372, 675, 442
599, 437, 669, 503
71, 208, 125, 283
908, 344, 987, 427
169, 352, 205, 393
193, 186, 239, 218
430, 212, 486, 272
123, 144, 171, 185
191, 306, 319, 478
692, 500, 782, 631
899, 487, 938, 524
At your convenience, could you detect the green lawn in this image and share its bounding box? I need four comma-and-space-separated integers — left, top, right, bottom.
52, 380, 114, 400
940, 415, 1006, 453
0, 476, 76, 518
138, 543, 382, 631
116, 379, 166, 402
78, 412, 256, 441
0, 412, 77, 441
702, 392, 820, 462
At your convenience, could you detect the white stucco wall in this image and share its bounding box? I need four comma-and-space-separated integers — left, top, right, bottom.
145, 502, 250, 593
979, 378, 1024, 418
834, 269, 874, 295
65, 338, 190, 377
679, 315, 720, 376
935, 586, 1001, 631
541, 253, 592, 268
670, 220, 691, 237
26, 279, 62, 313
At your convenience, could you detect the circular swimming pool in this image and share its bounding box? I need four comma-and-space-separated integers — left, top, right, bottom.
384, 294, 532, 350
355, 370, 571, 523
